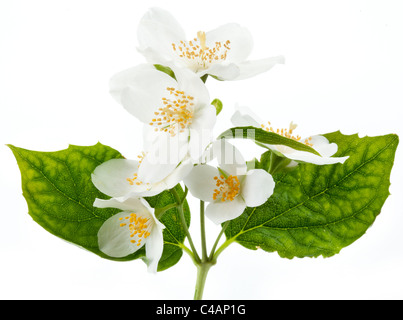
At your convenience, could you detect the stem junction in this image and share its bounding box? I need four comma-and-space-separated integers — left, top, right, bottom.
170, 186, 233, 300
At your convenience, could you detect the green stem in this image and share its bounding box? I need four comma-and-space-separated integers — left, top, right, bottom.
194, 262, 212, 300
193, 221, 233, 299
178, 243, 199, 265
200, 200, 208, 261
171, 187, 234, 300
209, 221, 230, 260
212, 238, 235, 261
171, 188, 201, 264
181, 185, 189, 202
154, 202, 178, 219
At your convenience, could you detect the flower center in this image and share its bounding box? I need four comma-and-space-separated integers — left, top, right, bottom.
149, 87, 194, 137
261, 121, 313, 147
213, 175, 241, 202
171, 31, 231, 71
119, 213, 152, 247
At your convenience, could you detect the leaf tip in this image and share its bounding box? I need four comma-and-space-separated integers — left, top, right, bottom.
6, 144, 15, 150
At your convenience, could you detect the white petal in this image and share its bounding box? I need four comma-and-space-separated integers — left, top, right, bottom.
145, 223, 165, 273
241, 169, 275, 207
94, 197, 152, 213
188, 105, 216, 160
274, 136, 349, 165
205, 196, 246, 224
98, 209, 153, 258
142, 128, 190, 167
205, 23, 253, 63
230, 105, 262, 128
171, 65, 210, 107
137, 150, 181, 184
142, 123, 180, 151
211, 139, 247, 176
161, 158, 193, 189
287, 151, 349, 165
137, 155, 193, 192
202, 63, 240, 80
310, 135, 338, 157
97, 197, 165, 267
137, 7, 186, 63
183, 165, 219, 202
136, 47, 170, 66
233, 56, 285, 80
98, 211, 137, 258
91, 159, 139, 198
109, 64, 177, 123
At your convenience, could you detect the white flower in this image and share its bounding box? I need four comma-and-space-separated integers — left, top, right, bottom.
137, 7, 284, 81
231, 106, 349, 165
184, 140, 275, 224
110, 63, 216, 162
91, 156, 193, 199
94, 196, 165, 273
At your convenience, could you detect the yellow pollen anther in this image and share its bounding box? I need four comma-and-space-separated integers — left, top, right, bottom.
260, 121, 313, 147
171, 31, 231, 70
119, 213, 152, 247
126, 152, 151, 186
127, 172, 141, 186
149, 87, 194, 137
212, 175, 241, 202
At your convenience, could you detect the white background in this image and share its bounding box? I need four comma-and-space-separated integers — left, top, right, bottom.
1, 0, 402, 300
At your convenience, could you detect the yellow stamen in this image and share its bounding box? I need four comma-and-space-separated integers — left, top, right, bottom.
171, 31, 231, 70
126, 151, 151, 186
212, 175, 241, 202
150, 87, 194, 137
260, 121, 313, 147
119, 212, 152, 247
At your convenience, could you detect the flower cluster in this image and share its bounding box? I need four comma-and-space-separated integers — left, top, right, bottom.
91, 7, 348, 272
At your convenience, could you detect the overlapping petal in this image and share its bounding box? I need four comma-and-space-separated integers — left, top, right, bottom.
109, 64, 178, 123
231, 106, 349, 165
95, 197, 164, 273
91, 157, 192, 199
137, 7, 284, 81
184, 140, 275, 224
110, 63, 216, 164
241, 169, 275, 207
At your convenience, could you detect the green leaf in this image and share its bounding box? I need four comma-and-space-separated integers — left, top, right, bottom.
225, 132, 399, 258
9, 143, 189, 271
218, 126, 321, 156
